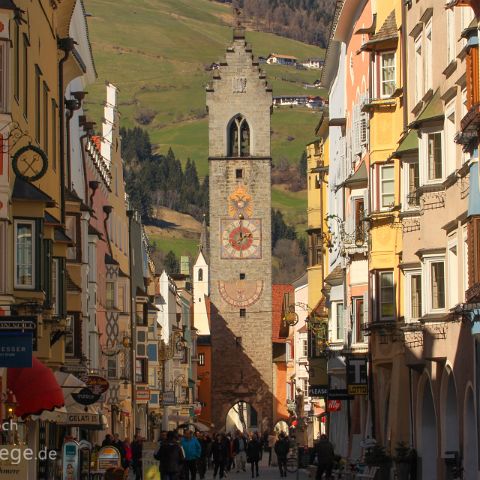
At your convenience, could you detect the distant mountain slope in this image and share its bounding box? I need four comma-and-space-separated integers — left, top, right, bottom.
85, 0, 324, 175
234, 0, 335, 47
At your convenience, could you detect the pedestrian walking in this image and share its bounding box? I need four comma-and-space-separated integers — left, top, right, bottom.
102, 434, 113, 447
123, 437, 132, 470
315, 435, 335, 480
246, 433, 262, 478
159, 431, 185, 480
212, 434, 228, 479
233, 430, 248, 472
274, 433, 290, 477
181, 429, 202, 480
131, 433, 144, 480
224, 433, 234, 473
197, 432, 208, 480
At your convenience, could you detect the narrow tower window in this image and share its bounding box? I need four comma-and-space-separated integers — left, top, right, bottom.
198, 268, 203, 281
228, 115, 250, 157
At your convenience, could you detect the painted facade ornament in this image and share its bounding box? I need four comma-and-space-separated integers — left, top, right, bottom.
218, 280, 264, 307
228, 184, 253, 218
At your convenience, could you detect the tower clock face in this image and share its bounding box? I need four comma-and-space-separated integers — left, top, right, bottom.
221, 218, 262, 259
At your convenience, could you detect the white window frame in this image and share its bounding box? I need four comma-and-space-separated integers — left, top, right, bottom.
380, 165, 395, 211
330, 301, 344, 342
446, 7, 456, 65
352, 296, 366, 344
447, 236, 459, 308
380, 51, 396, 99
423, 255, 447, 314
414, 33, 423, 105
14, 219, 35, 290
402, 156, 420, 211
424, 20, 433, 93
421, 128, 445, 184
302, 338, 308, 358
404, 269, 422, 322
444, 100, 457, 176
378, 271, 395, 321
0, 41, 8, 113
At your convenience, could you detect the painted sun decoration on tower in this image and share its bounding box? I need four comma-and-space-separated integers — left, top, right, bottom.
207, 26, 274, 430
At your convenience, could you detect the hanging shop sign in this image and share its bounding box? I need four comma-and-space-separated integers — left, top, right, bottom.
0, 332, 32, 367
308, 384, 328, 398
62, 440, 79, 480
347, 357, 368, 395
12, 144, 48, 182
72, 388, 101, 406
328, 389, 353, 401
82, 375, 110, 395
136, 386, 151, 402
0, 316, 37, 350
327, 400, 341, 412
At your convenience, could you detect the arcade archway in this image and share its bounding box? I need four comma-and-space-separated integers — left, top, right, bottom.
226, 401, 258, 433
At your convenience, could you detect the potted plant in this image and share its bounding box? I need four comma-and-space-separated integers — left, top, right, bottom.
364, 445, 392, 480
394, 442, 416, 480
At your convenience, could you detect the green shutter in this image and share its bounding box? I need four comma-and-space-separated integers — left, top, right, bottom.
59, 257, 66, 317
43, 239, 52, 306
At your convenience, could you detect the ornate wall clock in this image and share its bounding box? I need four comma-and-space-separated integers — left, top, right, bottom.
218, 280, 264, 308
12, 145, 48, 182
228, 184, 253, 218
221, 218, 261, 259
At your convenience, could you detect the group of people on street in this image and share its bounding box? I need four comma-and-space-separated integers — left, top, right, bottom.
99, 428, 336, 480
100, 431, 144, 479
155, 429, 266, 480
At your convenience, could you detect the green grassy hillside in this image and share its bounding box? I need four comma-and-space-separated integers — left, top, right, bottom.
85, 0, 323, 231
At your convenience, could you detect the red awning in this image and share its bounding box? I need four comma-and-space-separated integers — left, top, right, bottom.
7, 357, 64, 418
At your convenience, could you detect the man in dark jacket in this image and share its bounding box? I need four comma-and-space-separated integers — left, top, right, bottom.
212, 434, 228, 479
274, 433, 290, 477
315, 435, 335, 480
131, 434, 143, 480
246, 433, 262, 478
159, 431, 184, 480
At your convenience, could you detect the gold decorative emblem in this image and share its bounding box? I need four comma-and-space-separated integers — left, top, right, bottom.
228, 184, 253, 218
218, 280, 264, 308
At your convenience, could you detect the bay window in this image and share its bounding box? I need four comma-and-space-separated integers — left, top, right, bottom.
330, 302, 344, 342
380, 165, 395, 210
380, 52, 396, 98
14, 220, 35, 289
444, 103, 456, 175
406, 160, 420, 208
404, 270, 422, 322
65, 315, 75, 356
448, 239, 459, 308
423, 131, 444, 182
424, 256, 446, 313
378, 271, 395, 320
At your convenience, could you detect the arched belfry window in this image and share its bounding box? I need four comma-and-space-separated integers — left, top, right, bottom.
228, 115, 250, 157
198, 268, 203, 281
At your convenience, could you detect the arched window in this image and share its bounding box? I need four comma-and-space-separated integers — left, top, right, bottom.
228, 115, 250, 157
198, 268, 203, 281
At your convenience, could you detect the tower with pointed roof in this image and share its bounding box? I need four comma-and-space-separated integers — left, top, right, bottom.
207, 28, 273, 430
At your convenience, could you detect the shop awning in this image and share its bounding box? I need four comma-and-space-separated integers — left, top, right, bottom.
7, 357, 65, 418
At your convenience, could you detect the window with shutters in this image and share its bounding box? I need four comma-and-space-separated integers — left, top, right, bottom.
106, 282, 115, 310
302, 339, 308, 358
0, 42, 8, 113
330, 302, 344, 342
404, 269, 422, 322
308, 230, 323, 266
135, 358, 148, 384
446, 7, 456, 66
414, 34, 423, 105
107, 358, 117, 379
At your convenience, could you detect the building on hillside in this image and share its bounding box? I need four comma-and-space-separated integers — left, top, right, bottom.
207, 28, 273, 431
266, 53, 298, 66
301, 58, 324, 69
272, 284, 293, 428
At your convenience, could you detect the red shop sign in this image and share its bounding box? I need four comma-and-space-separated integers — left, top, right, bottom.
327, 400, 341, 412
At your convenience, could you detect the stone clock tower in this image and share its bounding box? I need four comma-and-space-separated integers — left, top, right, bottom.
207, 28, 273, 431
